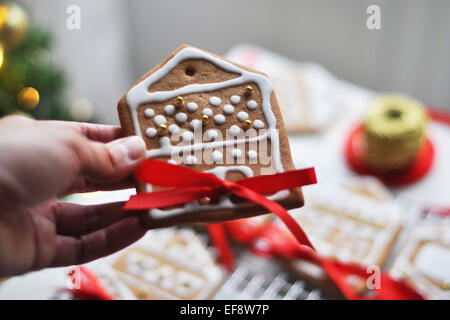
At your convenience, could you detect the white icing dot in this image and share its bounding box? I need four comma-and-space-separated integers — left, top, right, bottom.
182, 131, 194, 142
144, 108, 155, 118
229, 125, 242, 136
248, 150, 258, 160
211, 151, 223, 163
223, 104, 234, 115
185, 155, 197, 166
209, 96, 221, 107
153, 115, 167, 126
145, 127, 157, 138
246, 100, 258, 110
187, 102, 198, 112
168, 124, 180, 134
175, 112, 187, 123
253, 119, 265, 129
202, 108, 213, 117
190, 119, 202, 130
232, 149, 242, 159
167, 159, 177, 165
206, 129, 219, 141
237, 111, 249, 121
213, 114, 226, 125
230, 95, 241, 105
164, 104, 175, 115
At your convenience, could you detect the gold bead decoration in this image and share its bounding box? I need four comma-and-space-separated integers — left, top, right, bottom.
243, 119, 252, 129
157, 124, 168, 135
175, 96, 184, 106
442, 281, 450, 290
201, 114, 209, 124
244, 85, 253, 96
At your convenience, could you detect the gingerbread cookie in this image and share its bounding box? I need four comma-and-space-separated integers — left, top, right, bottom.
390, 223, 450, 299
118, 44, 303, 228
283, 177, 403, 291
89, 228, 224, 300
226, 44, 337, 133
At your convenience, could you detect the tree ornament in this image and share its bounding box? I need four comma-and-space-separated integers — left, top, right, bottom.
0, 2, 29, 48
17, 86, 39, 110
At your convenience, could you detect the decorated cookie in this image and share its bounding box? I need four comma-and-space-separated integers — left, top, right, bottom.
225, 44, 337, 133
283, 177, 403, 291
87, 228, 224, 300
118, 44, 303, 228
390, 223, 450, 299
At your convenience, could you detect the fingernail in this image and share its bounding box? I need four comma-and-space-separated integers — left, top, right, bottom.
112, 136, 146, 161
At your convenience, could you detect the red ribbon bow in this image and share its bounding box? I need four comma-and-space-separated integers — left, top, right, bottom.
124, 159, 318, 249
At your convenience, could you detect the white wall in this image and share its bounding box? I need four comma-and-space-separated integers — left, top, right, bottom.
19, 0, 450, 124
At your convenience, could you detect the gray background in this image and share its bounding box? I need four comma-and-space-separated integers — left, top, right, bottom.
20, 0, 450, 124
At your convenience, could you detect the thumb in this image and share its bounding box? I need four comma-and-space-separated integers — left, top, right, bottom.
78, 135, 147, 183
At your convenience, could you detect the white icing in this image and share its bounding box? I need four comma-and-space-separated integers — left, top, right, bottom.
415, 244, 450, 284
175, 112, 187, 123
247, 100, 258, 110
253, 120, 265, 129
186, 102, 198, 112
144, 108, 155, 118
229, 125, 242, 136
232, 148, 243, 159
190, 119, 202, 130
205, 129, 219, 141
211, 150, 223, 163
185, 155, 197, 166
146, 127, 157, 138
168, 159, 177, 164
230, 95, 241, 104
223, 104, 234, 115
125, 47, 287, 219
182, 131, 194, 142
153, 115, 167, 126
168, 124, 180, 134
164, 104, 175, 115
202, 108, 213, 117
209, 96, 221, 107
248, 150, 258, 160
237, 111, 249, 121
213, 114, 226, 125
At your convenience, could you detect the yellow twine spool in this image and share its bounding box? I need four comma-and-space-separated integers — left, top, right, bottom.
364, 94, 427, 171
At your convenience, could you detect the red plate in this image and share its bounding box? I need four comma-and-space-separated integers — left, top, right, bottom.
344, 124, 434, 186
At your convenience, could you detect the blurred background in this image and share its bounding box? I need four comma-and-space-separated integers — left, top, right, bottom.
2, 0, 448, 124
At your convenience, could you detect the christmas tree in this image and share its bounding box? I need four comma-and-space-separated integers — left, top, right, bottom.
0, 1, 72, 120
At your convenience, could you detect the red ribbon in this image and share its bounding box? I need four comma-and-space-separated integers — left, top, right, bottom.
240, 223, 424, 300
67, 266, 115, 300
124, 159, 317, 249
124, 159, 424, 300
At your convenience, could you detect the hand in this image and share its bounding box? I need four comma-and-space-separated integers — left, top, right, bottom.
0, 115, 147, 277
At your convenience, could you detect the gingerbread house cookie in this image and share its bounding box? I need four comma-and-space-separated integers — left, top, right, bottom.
390, 223, 450, 299
283, 177, 403, 291
89, 228, 224, 300
118, 45, 303, 228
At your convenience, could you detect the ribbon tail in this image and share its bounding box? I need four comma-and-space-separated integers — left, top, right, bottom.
207, 223, 234, 272
230, 184, 315, 250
